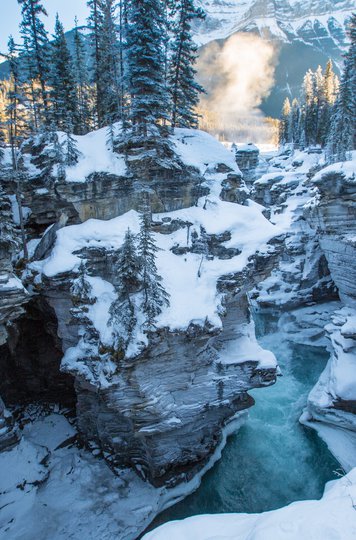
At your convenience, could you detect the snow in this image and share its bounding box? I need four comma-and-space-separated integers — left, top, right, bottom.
59, 125, 127, 182
32, 186, 277, 342
311, 157, 356, 185
30, 128, 279, 363
143, 468, 356, 540
172, 128, 241, 174
0, 410, 248, 540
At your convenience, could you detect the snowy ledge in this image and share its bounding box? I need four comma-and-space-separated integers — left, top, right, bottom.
143, 468, 356, 540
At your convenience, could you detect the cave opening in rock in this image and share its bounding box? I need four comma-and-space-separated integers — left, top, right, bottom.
0, 297, 76, 409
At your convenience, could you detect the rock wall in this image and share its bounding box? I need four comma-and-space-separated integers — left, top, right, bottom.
38, 234, 279, 486
305, 167, 356, 308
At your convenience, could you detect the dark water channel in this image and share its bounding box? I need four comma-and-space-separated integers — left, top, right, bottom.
151, 311, 340, 528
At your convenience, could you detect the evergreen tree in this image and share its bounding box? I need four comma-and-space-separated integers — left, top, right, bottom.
109, 295, 136, 349
115, 228, 141, 294
64, 127, 80, 166
87, 0, 122, 128
290, 98, 301, 146
6, 37, 29, 150
169, 0, 205, 129
0, 183, 19, 265
49, 15, 78, 132
18, 0, 50, 124
302, 69, 318, 146
279, 97, 291, 145
70, 261, 93, 304
327, 14, 356, 162
0, 123, 5, 162
73, 18, 93, 134
109, 228, 141, 349
125, 0, 171, 138
138, 204, 169, 329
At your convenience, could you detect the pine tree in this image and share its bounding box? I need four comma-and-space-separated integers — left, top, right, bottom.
290, 98, 301, 146
18, 0, 50, 125
49, 15, 78, 132
6, 37, 29, 151
169, 0, 205, 129
70, 261, 93, 304
0, 123, 5, 162
115, 228, 141, 294
109, 228, 141, 349
73, 19, 93, 134
302, 69, 318, 146
64, 128, 80, 166
125, 0, 171, 138
327, 15, 356, 162
138, 204, 169, 329
109, 295, 136, 349
279, 97, 291, 145
87, 0, 122, 128
0, 183, 19, 267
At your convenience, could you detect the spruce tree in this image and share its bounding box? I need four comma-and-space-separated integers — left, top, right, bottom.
50, 15, 78, 132
138, 204, 169, 329
70, 261, 93, 305
6, 37, 28, 151
88, 0, 123, 129
327, 15, 356, 162
0, 183, 19, 267
279, 97, 291, 145
73, 19, 93, 134
64, 127, 80, 166
169, 0, 205, 129
18, 0, 50, 125
109, 228, 141, 349
0, 124, 5, 162
125, 0, 171, 139
115, 228, 141, 294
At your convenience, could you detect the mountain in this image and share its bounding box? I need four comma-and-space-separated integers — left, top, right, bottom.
0, 2, 353, 118
194, 0, 354, 116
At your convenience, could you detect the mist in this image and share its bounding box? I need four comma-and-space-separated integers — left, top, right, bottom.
197, 33, 279, 144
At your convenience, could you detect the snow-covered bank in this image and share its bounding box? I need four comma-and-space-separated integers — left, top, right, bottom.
0, 409, 248, 540
143, 468, 356, 540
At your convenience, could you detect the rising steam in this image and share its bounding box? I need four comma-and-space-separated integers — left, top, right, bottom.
197, 33, 279, 143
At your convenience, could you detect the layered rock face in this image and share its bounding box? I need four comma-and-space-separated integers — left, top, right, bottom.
300, 162, 356, 460
305, 164, 356, 308
0, 128, 279, 491
251, 152, 337, 310
36, 217, 279, 486
19, 167, 205, 229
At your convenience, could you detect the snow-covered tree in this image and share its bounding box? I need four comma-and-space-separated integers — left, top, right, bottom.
18, 0, 50, 125
0, 183, 19, 266
73, 19, 94, 134
6, 37, 29, 149
109, 228, 141, 349
169, 0, 205, 129
327, 15, 356, 162
125, 0, 171, 138
115, 228, 141, 294
64, 126, 80, 166
279, 97, 291, 145
138, 204, 169, 329
0, 124, 5, 162
70, 261, 94, 305
49, 15, 78, 132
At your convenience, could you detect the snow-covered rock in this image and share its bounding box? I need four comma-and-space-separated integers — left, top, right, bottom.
143, 467, 356, 540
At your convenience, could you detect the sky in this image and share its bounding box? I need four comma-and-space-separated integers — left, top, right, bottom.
0, 0, 89, 53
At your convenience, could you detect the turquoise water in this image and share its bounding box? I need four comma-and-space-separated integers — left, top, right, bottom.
151, 313, 340, 527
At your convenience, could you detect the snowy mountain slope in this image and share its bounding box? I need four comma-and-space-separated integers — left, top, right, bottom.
194, 0, 354, 116
195, 0, 353, 47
